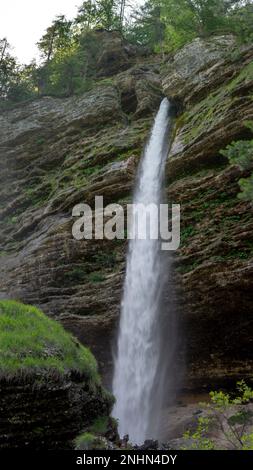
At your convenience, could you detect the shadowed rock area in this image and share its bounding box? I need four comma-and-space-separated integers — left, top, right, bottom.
0, 300, 113, 449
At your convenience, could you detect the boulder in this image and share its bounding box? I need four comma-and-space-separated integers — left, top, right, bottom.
0, 300, 113, 449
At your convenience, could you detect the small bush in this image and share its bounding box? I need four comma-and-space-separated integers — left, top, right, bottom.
183, 381, 253, 450
220, 121, 253, 202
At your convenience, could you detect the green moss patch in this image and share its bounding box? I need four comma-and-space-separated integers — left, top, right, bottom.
89, 416, 111, 434
74, 416, 118, 450
87, 272, 106, 283
74, 432, 106, 450
177, 61, 253, 147
0, 300, 99, 380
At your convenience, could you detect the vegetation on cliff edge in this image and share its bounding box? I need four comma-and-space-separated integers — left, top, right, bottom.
0, 0, 252, 106
221, 120, 253, 203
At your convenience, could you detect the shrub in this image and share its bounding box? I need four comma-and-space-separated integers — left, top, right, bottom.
182, 381, 253, 450
220, 121, 253, 202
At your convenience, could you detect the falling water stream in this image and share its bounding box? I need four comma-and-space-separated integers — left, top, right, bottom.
112, 98, 174, 444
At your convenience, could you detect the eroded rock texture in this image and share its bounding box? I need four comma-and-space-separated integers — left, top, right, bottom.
0, 31, 162, 387
164, 35, 253, 388
0, 32, 253, 390
0, 373, 112, 449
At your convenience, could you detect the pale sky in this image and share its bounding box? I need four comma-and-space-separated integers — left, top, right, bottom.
1, 0, 144, 64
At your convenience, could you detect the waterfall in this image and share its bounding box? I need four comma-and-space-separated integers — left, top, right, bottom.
112, 98, 174, 444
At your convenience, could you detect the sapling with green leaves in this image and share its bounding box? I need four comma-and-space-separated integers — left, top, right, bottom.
182, 381, 253, 450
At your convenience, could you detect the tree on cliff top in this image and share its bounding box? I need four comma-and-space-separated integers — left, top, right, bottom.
130, 0, 253, 51
75, 0, 124, 31
126, 1, 166, 49
0, 38, 16, 98
0, 39, 37, 105
37, 15, 73, 63
1, 0, 253, 105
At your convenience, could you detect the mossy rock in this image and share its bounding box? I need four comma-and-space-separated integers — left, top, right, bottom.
0, 300, 114, 449
75, 416, 119, 450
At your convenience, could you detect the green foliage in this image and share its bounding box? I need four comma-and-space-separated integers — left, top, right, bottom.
37, 15, 73, 62
176, 260, 200, 273
227, 410, 252, 426
213, 249, 252, 262
220, 122, 253, 170
90, 416, 110, 434
76, 1, 98, 30
93, 251, 116, 268
181, 225, 196, 243
221, 140, 253, 170
36, 137, 46, 146
183, 381, 253, 450
0, 38, 17, 99
64, 267, 87, 282
76, 1, 122, 31
233, 380, 253, 404
1, 0, 253, 104
83, 163, 103, 176
0, 39, 37, 106
230, 2, 253, 44
74, 415, 118, 449
220, 121, 253, 202
2, 1, 123, 102
183, 416, 215, 450
37, 30, 100, 97
129, 0, 253, 52
0, 300, 99, 380
238, 174, 253, 202
241, 433, 253, 450
94, 0, 121, 30
88, 272, 106, 283
75, 432, 97, 449
125, 1, 166, 50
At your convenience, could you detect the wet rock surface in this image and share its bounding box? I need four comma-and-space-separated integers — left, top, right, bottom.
163, 37, 253, 388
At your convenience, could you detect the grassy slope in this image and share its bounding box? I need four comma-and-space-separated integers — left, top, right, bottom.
0, 300, 99, 380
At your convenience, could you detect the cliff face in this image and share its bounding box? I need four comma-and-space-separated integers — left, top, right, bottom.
0, 31, 162, 386
164, 36, 253, 388
0, 31, 253, 390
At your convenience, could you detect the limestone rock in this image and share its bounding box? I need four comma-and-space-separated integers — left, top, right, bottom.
162, 35, 236, 105
0, 37, 161, 389
94, 30, 151, 78
164, 40, 253, 388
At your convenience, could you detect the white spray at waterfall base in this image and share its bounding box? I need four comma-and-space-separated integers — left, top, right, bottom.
112, 98, 175, 444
